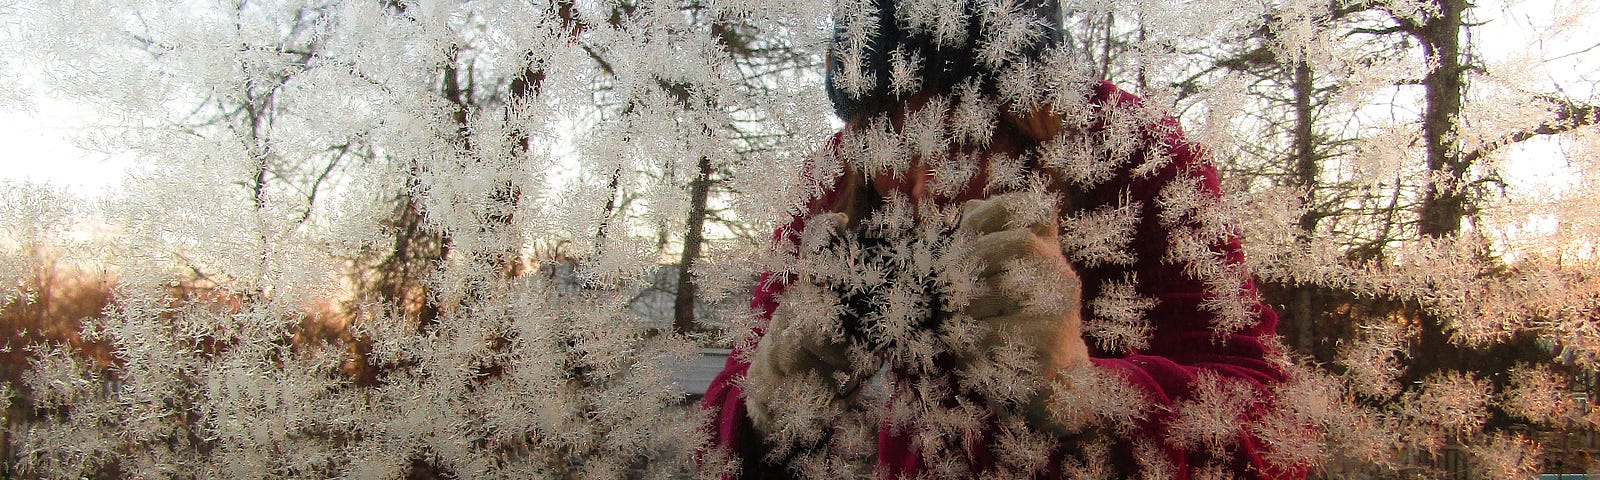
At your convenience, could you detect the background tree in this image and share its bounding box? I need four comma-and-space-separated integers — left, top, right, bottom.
3, 0, 830, 476
1164, 0, 1600, 476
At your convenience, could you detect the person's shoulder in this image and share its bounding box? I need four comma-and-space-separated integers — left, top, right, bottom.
1087, 80, 1208, 164
1090, 80, 1145, 110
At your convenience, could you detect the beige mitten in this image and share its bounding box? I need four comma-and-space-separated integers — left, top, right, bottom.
744, 213, 862, 435
957, 194, 1090, 427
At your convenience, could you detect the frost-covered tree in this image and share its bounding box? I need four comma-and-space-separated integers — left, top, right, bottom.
1167, 0, 1600, 476
4, 0, 829, 477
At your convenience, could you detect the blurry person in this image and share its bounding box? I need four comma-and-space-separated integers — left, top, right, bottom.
702, 1, 1304, 478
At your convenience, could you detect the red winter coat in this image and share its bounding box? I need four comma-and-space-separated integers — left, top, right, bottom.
702, 81, 1302, 479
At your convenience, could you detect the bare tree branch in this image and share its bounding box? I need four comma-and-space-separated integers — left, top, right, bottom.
1461, 96, 1600, 164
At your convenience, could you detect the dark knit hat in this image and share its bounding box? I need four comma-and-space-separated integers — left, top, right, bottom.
826, 0, 1062, 120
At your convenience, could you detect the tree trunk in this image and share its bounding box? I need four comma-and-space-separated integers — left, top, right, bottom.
1411, 0, 1469, 380
673, 155, 713, 334
1287, 61, 1320, 356
1417, 0, 1468, 240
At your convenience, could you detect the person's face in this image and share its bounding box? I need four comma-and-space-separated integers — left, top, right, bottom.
866, 98, 1025, 206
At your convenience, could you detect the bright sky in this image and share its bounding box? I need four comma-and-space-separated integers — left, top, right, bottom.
0, 72, 133, 199
1478, 0, 1598, 197
0, 1, 1592, 201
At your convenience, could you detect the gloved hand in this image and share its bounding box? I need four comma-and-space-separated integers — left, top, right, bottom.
744, 213, 865, 435
956, 193, 1090, 427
